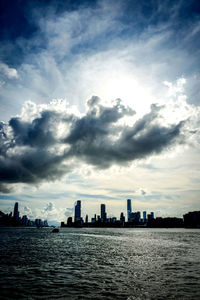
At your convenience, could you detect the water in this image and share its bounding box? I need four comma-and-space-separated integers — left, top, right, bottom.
0, 227, 200, 299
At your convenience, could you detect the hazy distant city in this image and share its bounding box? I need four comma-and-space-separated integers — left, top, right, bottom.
1, 200, 200, 229
0, 202, 48, 228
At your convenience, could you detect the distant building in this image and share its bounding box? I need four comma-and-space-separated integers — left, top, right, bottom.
67, 217, 73, 226
74, 200, 81, 223
22, 215, 28, 226
13, 202, 19, 221
120, 212, 125, 224
35, 219, 42, 227
143, 211, 147, 223
111, 217, 117, 223
183, 211, 200, 228
44, 220, 48, 227
101, 204, 106, 222
127, 199, 132, 221
130, 211, 140, 223
146, 217, 183, 228
136, 211, 141, 222
85, 215, 88, 224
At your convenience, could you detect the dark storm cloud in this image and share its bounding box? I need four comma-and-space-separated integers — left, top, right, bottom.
9, 110, 58, 148
0, 98, 186, 192
0, 110, 73, 188
0, 147, 70, 184
65, 100, 184, 168
65, 97, 135, 144
0, 183, 13, 194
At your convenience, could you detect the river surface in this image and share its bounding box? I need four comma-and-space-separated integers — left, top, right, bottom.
0, 227, 200, 299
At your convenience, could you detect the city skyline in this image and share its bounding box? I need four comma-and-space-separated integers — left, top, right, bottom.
0, 0, 200, 221
1, 199, 156, 225
1, 200, 199, 228
0, 201, 48, 227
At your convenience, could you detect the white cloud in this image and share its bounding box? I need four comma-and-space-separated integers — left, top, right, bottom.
0, 62, 19, 79
0, 1, 199, 127
20, 205, 33, 219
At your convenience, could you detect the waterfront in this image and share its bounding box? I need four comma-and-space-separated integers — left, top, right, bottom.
0, 227, 200, 299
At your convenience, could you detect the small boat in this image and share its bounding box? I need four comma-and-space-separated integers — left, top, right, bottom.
52, 228, 59, 233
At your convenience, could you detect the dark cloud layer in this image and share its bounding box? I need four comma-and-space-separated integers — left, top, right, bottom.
0, 97, 185, 192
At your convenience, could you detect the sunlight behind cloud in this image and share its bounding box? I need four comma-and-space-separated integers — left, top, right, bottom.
98, 72, 155, 117
77, 53, 156, 118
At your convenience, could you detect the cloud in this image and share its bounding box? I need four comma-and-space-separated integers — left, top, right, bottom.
66, 100, 185, 168
0, 183, 13, 193
40, 201, 66, 222
20, 205, 33, 218
64, 207, 74, 218
0, 96, 190, 193
0, 62, 19, 79
1, 0, 200, 124
44, 202, 54, 212
140, 189, 147, 196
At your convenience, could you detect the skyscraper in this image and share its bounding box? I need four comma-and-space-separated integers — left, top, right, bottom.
120, 212, 125, 224
136, 211, 141, 222
74, 200, 81, 222
127, 199, 132, 221
143, 211, 147, 223
150, 212, 154, 219
13, 202, 19, 221
101, 204, 106, 222
22, 215, 28, 225
85, 215, 88, 224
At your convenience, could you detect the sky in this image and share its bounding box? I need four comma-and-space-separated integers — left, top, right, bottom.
0, 0, 200, 224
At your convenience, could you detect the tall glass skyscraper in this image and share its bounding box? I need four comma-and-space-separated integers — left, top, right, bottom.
74, 200, 81, 222
101, 204, 106, 222
13, 202, 19, 220
143, 211, 147, 222
127, 199, 132, 221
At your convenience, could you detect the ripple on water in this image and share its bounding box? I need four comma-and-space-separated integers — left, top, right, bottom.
0, 227, 200, 299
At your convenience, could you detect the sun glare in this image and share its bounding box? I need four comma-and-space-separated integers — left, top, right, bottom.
93, 71, 155, 117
